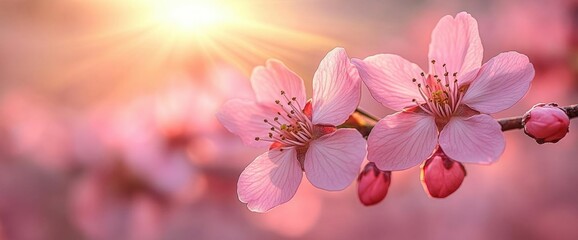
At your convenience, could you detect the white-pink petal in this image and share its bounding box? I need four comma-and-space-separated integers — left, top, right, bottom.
352, 54, 424, 111
216, 99, 275, 148
461, 51, 534, 114
311, 48, 361, 126
251, 59, 307, 106
304, 128, 366, 191
367, 112, 438, 171
428, 12, 483, 77
439, 114, 505, 164
237, 148, 303, 212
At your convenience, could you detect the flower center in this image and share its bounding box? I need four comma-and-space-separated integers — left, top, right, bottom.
411, 60, 466, 119
254, 90, 314, 150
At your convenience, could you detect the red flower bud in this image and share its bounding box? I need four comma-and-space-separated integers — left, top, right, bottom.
522, 103, 570, 144
357, 162, 391, 206
420, 148, 466, 198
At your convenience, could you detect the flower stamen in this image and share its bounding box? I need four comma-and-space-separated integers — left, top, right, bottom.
410, 61, 465, 119
254, 90, 313, 149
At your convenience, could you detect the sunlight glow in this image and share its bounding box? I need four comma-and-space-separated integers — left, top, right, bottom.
155, 0, 234, 34
132, 0, 338, 72
57, 0, 338, 95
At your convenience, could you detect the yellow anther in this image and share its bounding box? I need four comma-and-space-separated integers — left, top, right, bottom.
431, 90, 449, 104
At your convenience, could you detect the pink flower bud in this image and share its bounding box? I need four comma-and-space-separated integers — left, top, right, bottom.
357, 162, 391, 206
523, 103, 570, 144
420, 148, 466, 198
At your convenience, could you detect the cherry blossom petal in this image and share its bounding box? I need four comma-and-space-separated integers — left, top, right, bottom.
456, 67, 480, 86
251, 59, 307, 106
311, 48, 361, 126
461, 51, 534, 114
428, 12, 483, 77
439, 114, 505, 164
352, 54, 424, 111
216, 99, 276, 148
367, 112, 438, 171
304, 128, 366, 190
238, 148, 303, 212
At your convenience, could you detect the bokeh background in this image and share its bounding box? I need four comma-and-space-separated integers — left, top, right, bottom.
0, 0, 576, 239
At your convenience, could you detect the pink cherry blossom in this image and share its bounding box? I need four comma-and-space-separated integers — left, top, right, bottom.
353, 12, 535, 170
217, 48, 366, 212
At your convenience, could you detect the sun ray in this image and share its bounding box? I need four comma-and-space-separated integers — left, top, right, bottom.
43, 0, 338, 100
141, 0, 338, 64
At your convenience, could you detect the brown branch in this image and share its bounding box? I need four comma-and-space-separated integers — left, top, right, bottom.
564, 104, 578, 119
354, 108, 380, 122
355, 104, 578, 133
498, 117, 524, 131
499, 104, 578, 131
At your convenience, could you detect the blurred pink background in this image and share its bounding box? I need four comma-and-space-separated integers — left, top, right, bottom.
0, 0, 576, 239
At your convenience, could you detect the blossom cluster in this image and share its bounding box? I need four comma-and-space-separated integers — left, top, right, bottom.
217, 12, 571, 212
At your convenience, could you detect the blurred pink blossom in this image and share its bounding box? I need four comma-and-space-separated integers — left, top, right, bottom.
70, 98, 196, 240
153, 66, 256, 168
0, 89, 75, 171
71, 160, 167, 240
69, 62, 256, 238
218, 48, 366, 212
354, 12, 535, 170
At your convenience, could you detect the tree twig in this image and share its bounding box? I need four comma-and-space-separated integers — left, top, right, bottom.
355, 104, 578, 133
355, 108, 380, 122
499, 104, 578, 131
